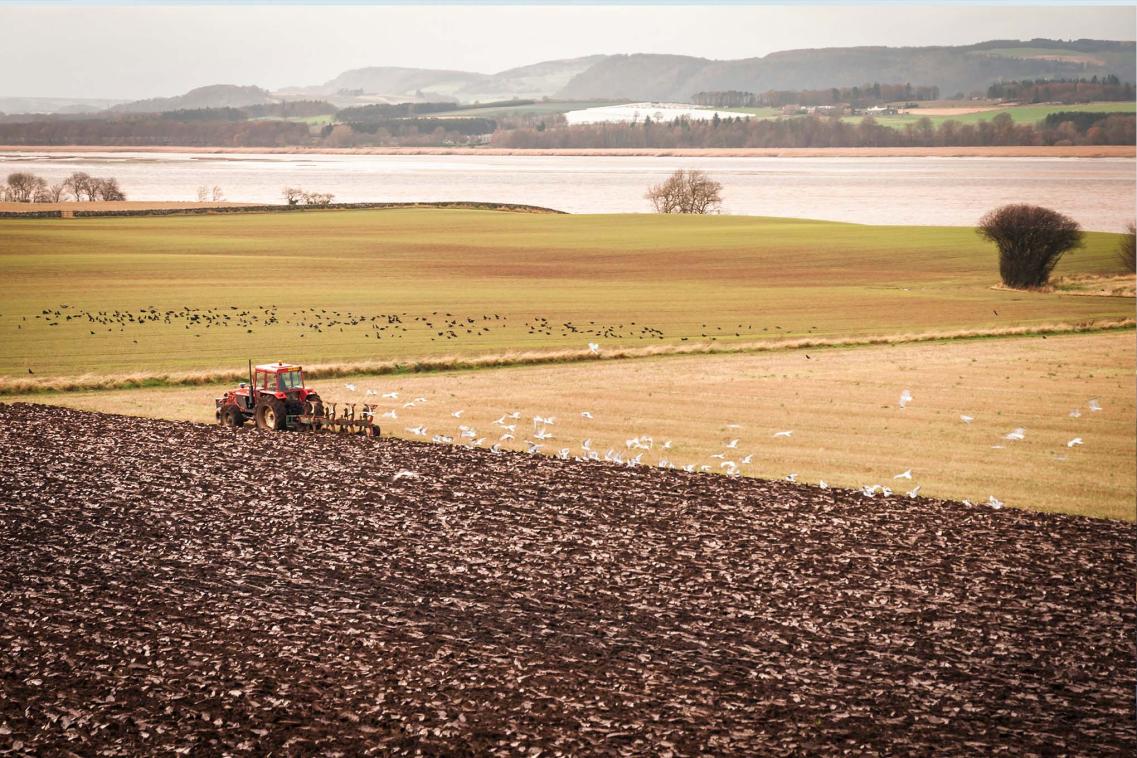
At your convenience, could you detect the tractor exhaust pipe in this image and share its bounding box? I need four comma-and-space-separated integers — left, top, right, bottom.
248, 359, 253, 390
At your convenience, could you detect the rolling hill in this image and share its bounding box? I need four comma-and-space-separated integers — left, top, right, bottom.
111, 84, 277, 114
556, 40, 1136, 101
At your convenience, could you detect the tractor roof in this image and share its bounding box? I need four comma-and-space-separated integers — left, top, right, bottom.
255, 362, 301, 372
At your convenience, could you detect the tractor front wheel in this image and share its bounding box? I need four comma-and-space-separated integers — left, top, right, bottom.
256, 400, 286, 431
222, 405, 245, 428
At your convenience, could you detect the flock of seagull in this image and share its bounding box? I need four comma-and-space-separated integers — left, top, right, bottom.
338, 346, 1107, 510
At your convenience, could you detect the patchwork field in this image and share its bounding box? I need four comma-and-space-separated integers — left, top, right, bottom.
859, 100, 1136, 129
0, 209, 1131, 381
721, 100, 1136, 128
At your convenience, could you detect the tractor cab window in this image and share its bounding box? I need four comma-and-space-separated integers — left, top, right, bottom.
257, 371, 272, 390
278, 370, 304, 391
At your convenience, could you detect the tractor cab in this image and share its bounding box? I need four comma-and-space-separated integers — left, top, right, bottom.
253, 362, 308, 397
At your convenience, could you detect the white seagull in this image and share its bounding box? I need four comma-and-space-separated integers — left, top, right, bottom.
960, 415, 974, 424
588, 342, 600, 354
899, 389, 913, 409
1067, 437, 1083, 448
451, 409, 464, 418
1088, 399, 1103, 412
580, 411, 593, 419
1005, 428, 1026, 441
725, 439, 739, 449
894, 469, 912, 480
406, 425, 427, 437
773, 430, 793, 438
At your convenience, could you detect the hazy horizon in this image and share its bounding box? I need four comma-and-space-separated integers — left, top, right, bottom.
0, 4, 1134, 100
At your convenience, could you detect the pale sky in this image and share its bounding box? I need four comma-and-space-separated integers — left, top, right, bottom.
0, 4, 1133, 99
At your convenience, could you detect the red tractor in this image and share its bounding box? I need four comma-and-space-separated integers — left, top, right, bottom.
215, 361, 378, 436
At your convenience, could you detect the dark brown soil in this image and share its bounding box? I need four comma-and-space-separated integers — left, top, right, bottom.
0, 403, 1132, 755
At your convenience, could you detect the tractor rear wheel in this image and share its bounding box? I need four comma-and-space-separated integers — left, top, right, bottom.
256, 400, 286, 431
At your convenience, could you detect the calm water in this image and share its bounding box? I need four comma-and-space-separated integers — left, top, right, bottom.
2, 151, 1133, 231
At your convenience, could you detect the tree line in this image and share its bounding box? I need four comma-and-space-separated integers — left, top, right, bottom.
986, 76, 1134, 103
492, 112, 1135, 149
692, 83, 941, 109
2, 171, 125, 202
0, 118, 312, 147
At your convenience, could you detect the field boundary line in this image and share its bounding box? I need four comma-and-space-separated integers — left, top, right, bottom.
0, 200, 565, 219
3, 318, 1133, 396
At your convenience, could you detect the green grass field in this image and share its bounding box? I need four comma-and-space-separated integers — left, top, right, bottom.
1, 209, 1131, 380
854, 101, 1135, 129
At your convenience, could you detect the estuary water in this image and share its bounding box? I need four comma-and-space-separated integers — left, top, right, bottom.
1, 151, 1133, 231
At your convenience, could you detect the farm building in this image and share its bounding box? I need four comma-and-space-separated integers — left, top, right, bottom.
564, 102, 751, 125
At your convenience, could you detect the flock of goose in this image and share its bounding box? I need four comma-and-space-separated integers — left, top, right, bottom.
336, 344, 1106, 510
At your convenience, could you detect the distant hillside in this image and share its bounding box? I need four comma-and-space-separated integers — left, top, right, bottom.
556, 40, 1137, 101
454, 56, 608, 102
112, 85, 276, 114
0, 96, 127, 115
289, 56, 608, 105
304, 66, 483, 103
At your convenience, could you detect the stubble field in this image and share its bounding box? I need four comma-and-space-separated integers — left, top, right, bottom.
15, 330, 1133, 520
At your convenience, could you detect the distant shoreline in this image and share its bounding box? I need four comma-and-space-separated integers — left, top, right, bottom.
1, 145, 1133, 158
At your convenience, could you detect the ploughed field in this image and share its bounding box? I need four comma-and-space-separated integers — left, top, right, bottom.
1, 403, 1133, 754
1, 209, 1131, 380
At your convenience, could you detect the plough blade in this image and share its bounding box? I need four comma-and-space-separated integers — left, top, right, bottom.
296, 401, 380, 437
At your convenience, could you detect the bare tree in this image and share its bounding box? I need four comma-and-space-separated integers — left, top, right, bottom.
211, 185, 224, 202
196, 185, 210, 202
46, 183, 67, 202
977, 204, 1083, 288
63, 172, 94, 201
1120, 222, 1136, 274
282, 187, 304, 205
645, 170, 723, 214
6, 172, 44, 203
96, 177, 126, 201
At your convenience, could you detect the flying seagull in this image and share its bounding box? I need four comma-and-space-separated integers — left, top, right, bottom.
899, 389, 913, 409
